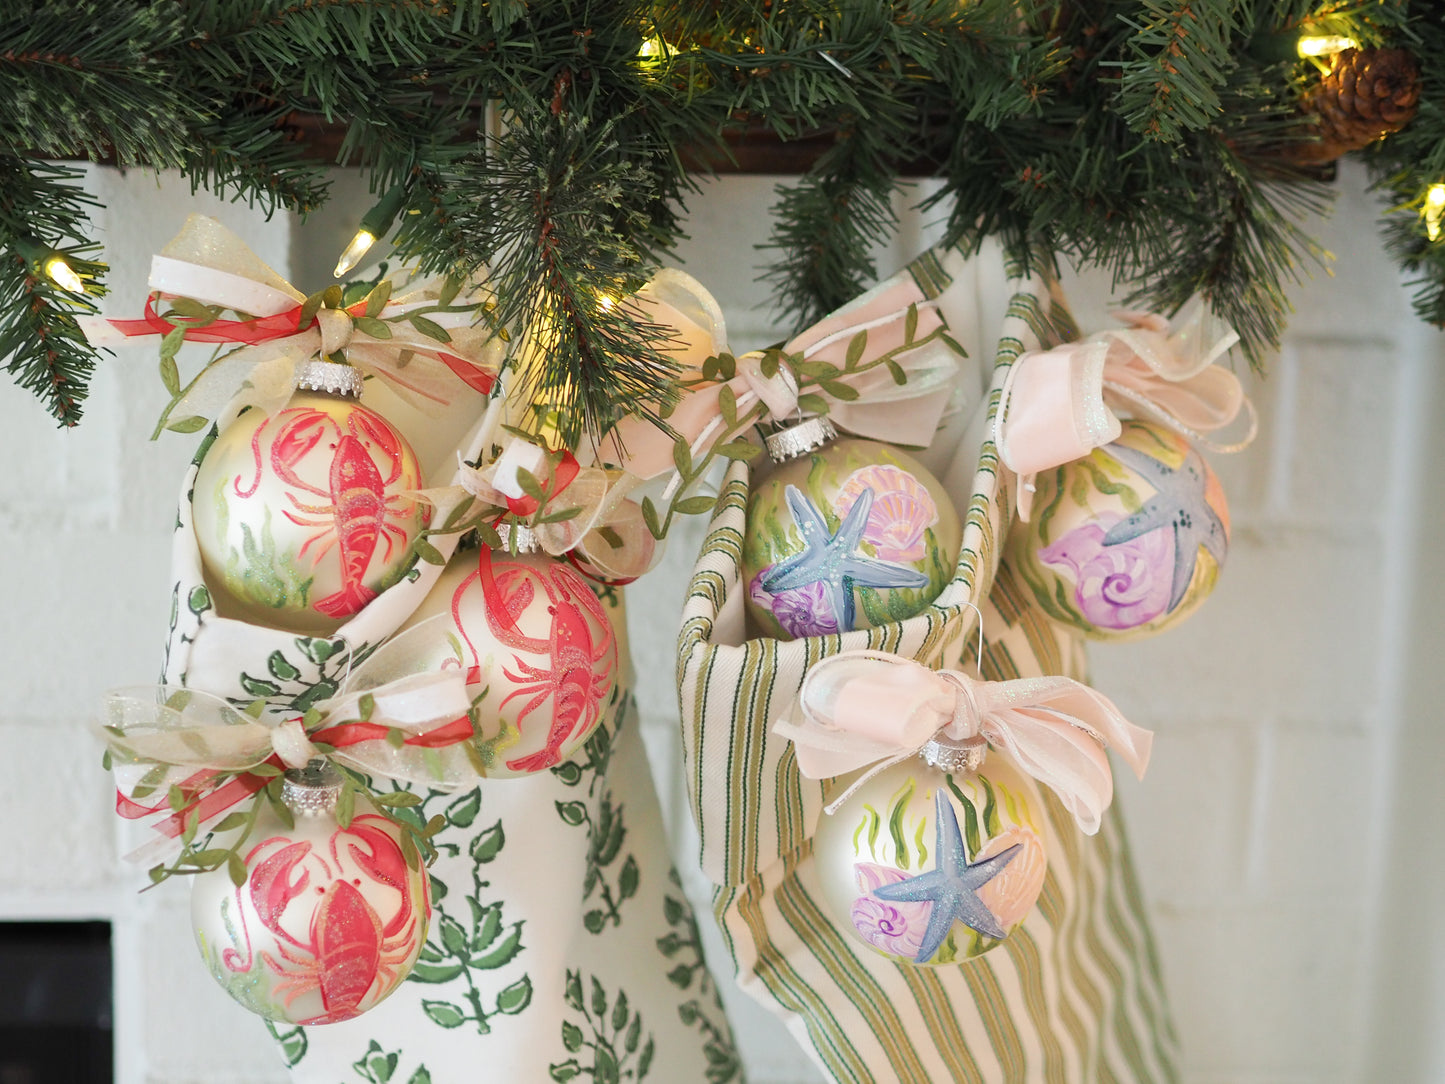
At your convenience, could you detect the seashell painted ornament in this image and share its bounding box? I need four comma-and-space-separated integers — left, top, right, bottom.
741, 417, 961, 641
1007, 418, 1230, 640
191, 361, 428, 635
395, 537, 618, 777
815, 754, 1048, 965
190, 761, 430, 1025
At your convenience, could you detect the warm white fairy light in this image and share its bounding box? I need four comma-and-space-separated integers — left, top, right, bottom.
637, 35, 667, 60
1297, 35, 1358, 58
1425, 184, 1445, 242
42, 254, 84, 294
333, 230, 377, 278
331, 184, 408, 278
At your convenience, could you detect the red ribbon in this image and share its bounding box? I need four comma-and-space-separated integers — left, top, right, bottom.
312, 713, 475, 750
502, 449, 581, 518
102, 293, 312, 346
100, 294, 496, 395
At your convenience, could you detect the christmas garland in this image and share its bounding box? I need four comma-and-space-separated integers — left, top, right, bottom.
1, 0, 1439, 433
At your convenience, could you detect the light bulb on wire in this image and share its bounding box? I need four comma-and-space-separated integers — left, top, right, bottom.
14, 236, 85, 294
333, 183, 409, 278
1424, 184, 1445, 242
1297, 35, 1358, 59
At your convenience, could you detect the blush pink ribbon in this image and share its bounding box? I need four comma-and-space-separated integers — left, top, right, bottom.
995, 299, 1256, 520
608, 265, 961, 482
772, 650, 1152, 835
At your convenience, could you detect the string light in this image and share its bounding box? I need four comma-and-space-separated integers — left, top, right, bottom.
1425, 184, 1445, 242
1297, 35, 1358, 58
637, 35, 667, 61
333, 184, 408, 278
43, 254, 84, 293
14, 236, 85, 294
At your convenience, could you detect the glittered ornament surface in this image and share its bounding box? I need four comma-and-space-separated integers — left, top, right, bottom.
742, 439, 961, 640
815, 756, 1047, 965
191, 787, 429, 1025
191, 392, 427, 635
1007, 418, 1229, 641
396, 549, 618, 778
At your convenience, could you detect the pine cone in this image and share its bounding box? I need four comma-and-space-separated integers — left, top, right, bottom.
1292, 46, 1421, 164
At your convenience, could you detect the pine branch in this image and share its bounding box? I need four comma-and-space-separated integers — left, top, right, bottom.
473, 106, 683, 448
1113, 0, 1243, 144
0, 157, 108, 425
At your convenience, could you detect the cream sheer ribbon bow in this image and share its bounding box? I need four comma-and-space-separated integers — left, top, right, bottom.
79, 214, 505, 424
774, 650, 1153, 835
100, 616, 481, 861
995, 299, 1256, 520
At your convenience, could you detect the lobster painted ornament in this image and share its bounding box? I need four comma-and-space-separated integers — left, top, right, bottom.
396, 540, 619, 778
815, 754, 1048, 966
742, 417, 961, 641
191, 362, 428, 635
190, 762, 430, 1025
1007, 418, 1230, 640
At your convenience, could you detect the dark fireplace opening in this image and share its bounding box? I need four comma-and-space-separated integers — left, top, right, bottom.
0, 921, 112, 1084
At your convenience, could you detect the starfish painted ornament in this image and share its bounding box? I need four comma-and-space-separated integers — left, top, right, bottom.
1102, 442, 1227, 611
872, 789, 1020, 963
762, 485, 930, 632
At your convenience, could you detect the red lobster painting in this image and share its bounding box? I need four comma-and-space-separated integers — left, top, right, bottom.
235, 403, 424, 620
221, 815, 426, 1025
455, 552, 617, 774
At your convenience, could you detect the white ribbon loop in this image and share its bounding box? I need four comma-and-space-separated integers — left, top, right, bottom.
773, 650, 1152, 835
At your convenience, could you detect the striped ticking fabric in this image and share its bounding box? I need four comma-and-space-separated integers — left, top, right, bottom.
677, 253, 1179, 1083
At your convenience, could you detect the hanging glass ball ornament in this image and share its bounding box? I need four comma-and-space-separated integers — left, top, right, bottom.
814, 750, 1048, 966
191, 360, 428, 635
190, 761, 430, 1024
395, 532, 619, 777
1006, 418, 1230, 640
741, 417, 961, 641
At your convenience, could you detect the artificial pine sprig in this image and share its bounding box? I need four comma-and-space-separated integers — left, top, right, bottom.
3, 0, 1444, 426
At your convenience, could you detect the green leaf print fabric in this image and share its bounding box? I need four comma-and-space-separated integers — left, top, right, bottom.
676, 242, 1179, 1083
160, 392, 740, 1082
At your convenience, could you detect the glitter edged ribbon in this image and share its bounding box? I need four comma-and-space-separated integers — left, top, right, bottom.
773, 650, 1152, 835
995, 299, 1256, 520
98, 616, 479, 857
78, 214, 505, 422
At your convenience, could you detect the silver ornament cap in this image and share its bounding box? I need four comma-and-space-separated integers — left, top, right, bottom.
920, 735, 988, 775
281, 759, 344, 816
496, 522, 542, 554
764, 415, 837, 463
295, 359, 364, 399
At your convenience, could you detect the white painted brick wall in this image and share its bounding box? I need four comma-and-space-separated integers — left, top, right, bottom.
2, 164, 1439, 1084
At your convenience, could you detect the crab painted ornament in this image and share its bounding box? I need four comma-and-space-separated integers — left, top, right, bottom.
396, 538, 618, 777
191, 361, 428, 635
815, 754, 1048, 966
742, 417, 961, 641
190, 762, 430, 1024
1007, 418, 1230, 640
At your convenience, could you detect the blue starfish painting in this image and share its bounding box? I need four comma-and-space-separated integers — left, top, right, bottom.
872, 790, 1020, 963
762, 485, 929, 632
1102, 442, 1227, 612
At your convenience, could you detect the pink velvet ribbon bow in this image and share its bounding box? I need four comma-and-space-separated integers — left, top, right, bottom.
772, 650, 1153, 835
995, 299, 1255, 520
608, 266, 961, 483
